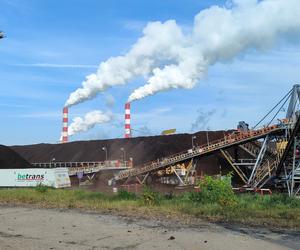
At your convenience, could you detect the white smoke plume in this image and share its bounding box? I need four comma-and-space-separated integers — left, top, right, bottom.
68, 110, 113, 136
65, 20, 183, 107
65, 0, 300, 106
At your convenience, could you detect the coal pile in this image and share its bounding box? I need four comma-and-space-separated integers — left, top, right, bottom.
11, 130, 234, 176
9, 130, 245, 191
0, 145, 32, 169
11, 131, 226, 162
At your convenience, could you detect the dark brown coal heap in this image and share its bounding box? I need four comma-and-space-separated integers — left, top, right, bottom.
11, 131, 229, 168
0, 145, 32, 169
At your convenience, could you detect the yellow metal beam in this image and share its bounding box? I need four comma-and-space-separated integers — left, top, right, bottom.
220, 149, 248, 184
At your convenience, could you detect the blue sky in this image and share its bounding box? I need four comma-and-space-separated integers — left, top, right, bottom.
0, 0, 299, 146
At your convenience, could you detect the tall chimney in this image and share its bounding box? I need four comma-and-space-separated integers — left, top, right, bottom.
62, 107, 68, 143
124, 102, 131, 138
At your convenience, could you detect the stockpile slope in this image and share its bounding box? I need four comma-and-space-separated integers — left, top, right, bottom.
11, 131, 227, 169
0, 145, 32, 169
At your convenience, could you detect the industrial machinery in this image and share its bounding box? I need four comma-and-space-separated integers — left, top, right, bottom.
237, 121, 249, 132
110, 85, 300, 196
32, 159, 133, 183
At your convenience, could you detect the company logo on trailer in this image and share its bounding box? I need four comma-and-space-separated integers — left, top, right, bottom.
16, 173, 44, 181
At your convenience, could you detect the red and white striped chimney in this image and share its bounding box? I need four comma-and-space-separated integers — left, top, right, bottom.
124, 102, 131, 138
61, 107, 68, 143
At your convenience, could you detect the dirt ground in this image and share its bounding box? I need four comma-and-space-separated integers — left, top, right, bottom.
0, 206, 299, 250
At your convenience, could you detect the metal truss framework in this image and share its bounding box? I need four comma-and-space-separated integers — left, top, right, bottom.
283, 137, 300, 196
108, 85, 300, 196
111, 117, 299, 196
122, 159, 196, 187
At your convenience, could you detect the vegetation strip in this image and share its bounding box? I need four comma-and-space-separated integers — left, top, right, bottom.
0, 177, 299, 230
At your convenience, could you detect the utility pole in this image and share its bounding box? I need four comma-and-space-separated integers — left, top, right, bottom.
50, 157, 56, 168
120, 147, 126, 161
102, 147, 108, 161
206, 128, 210, 146
192, 136, 197, 149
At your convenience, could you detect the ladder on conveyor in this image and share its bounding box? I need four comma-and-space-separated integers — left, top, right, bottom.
112, 122, 288, 182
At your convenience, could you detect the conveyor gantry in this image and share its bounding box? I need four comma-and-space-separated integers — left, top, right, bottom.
112, 121, 289, 182
31, 160, 132, 176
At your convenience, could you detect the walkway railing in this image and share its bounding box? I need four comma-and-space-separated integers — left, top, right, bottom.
31, 160, 133, 176
113, 121, 290, 181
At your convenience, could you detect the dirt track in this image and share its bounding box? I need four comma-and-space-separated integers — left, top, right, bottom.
0, 206, 299, 250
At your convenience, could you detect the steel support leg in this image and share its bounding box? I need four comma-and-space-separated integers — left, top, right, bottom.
87, 173, 95, 181
248, 135, 269, 185
284, 164, 291, 196
184, 159, 194, 184
291, 137, 297, 195
141, 173, 150, 184
295, 185, 300, 196
220, 149, 248, 184
172, 167, 185, 186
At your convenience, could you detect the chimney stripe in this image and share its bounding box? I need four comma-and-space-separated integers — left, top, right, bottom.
61, 107, 68, 143
124, 102, 131, 138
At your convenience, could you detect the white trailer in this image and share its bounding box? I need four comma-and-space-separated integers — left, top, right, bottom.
0, 168, 71, 188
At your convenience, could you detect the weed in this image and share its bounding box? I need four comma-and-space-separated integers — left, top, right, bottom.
35, 184, 49, 193
116, 190, 137, 200
0, 185, 299, 229
141, 186, 161, 206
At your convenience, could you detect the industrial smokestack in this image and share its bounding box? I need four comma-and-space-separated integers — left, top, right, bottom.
61, 107, 68, 143
124, 103, 131, 138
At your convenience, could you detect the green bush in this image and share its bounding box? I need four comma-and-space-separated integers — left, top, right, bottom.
35, 184, 49, 193
116, 190, 137, 200
141, 186, 161, 206
189, 175, 236, 206
180, 191, 202, 203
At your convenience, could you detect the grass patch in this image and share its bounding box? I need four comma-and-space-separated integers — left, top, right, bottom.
0, 178, 299, 230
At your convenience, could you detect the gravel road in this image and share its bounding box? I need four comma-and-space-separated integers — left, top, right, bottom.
0, 206, 299, 250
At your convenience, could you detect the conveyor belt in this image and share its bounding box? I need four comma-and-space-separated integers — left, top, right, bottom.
31, 161, 132, 176
113, 123, 287, 182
